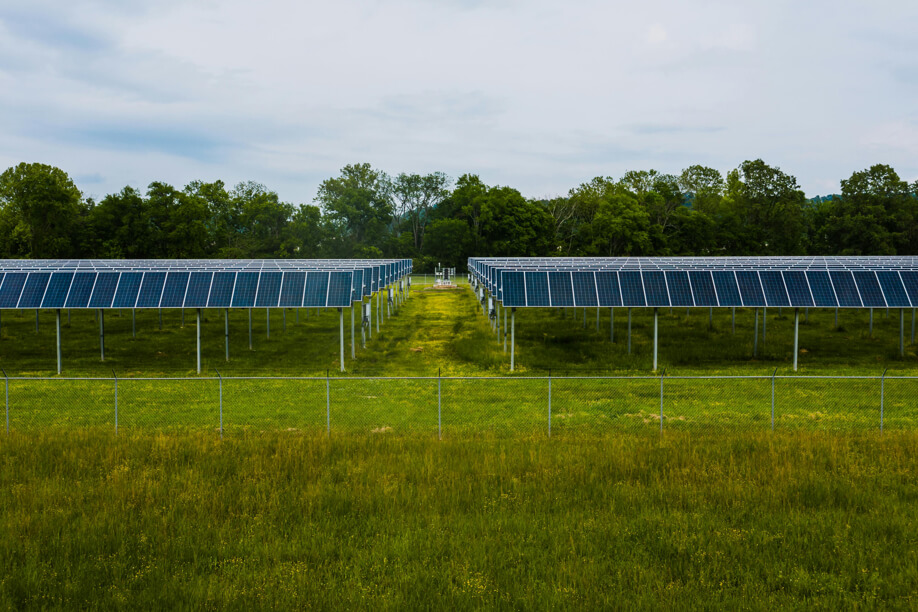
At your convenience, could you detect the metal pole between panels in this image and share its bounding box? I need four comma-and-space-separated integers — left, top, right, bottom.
56, 309, 62, 375
763, 306, 767, 343
224, 309, 229, 362
503, 306, 507, 353
610, 308, 614, 343
196, 308, 202, 374
900, 308, 905, 357
653, 308, 659, 372
99, 310, 105, 362
793, 308, 799, 372
351, 305, 356, 360
248, 308, 253, 351
510, 308, 516, 372
339, 308, 345, 373
753, 308, 759, 357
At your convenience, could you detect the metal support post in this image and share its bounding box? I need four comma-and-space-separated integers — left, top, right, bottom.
224, 309, 229, 362
351, 306, 356, 360
35, 309, 39, 333
339, 308, 345, 373
754, 308, 759, 357
266, 309, 270, 338
510, 309, 516, 372
709, 307, 713, 330
595, 308, 600, 332
610, 308, 614, 343
248, 309, 253, 350
900, 308, 905, 357
913, 308, 916, 344
55, 310, 62, 374
732, 307, 736, 335
763, 306, 767, 342
627, 308, 632, 354
503, 306, 507, 353
377, 289, 381, 334
869, 308, 873, 337
653, 308, 659, 371
196, 309, 202, 374
99, 310, 105, 361
793, 308, 799, 371
131, 309, 136, 338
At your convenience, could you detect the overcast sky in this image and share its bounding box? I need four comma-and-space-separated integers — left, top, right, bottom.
1, 0, 916, 204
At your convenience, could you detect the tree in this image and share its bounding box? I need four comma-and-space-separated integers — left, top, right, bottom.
391, 172, 451, 253
232, 181, 294, 258
730, 159, 808, 255
0, 162, 84, 257
479, 187, 553, 257
678, 165, 724, 213
423, 218, 473, 270
314, 164, 393, 255
89, 186, 151, 257
281, 204, 331, 258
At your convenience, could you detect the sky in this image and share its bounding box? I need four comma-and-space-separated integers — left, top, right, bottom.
1, 0, 916, 204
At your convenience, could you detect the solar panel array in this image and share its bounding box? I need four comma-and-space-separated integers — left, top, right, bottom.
0, 260, 411, 310
469, 257, 918, 309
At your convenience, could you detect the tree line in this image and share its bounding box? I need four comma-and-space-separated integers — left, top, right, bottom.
1, 160, 916, 271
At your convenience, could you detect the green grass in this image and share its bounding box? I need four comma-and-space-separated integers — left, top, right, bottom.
1, 431, 916, 609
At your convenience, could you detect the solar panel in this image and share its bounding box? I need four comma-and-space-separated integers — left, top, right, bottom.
711, 271, 742, 306
40, 272, 74, 308
88, 273, 119, 308
0, 273, 23, 308
852, 271, 886, 308
829, 271, 862, 307
136, 272, 167, 308
207, 272, 236, 307
572, 272, 598, 307
64, 272, 96, 308
735, 272, 766, 307
112, 273, 143, 308
876, 271, 910, 307
327, 271, 353, 307
666, 271, 694, 307
502, 272, 526, 307
759, 271, 790, 307
595, 272, 622, 307
548, 272, 574, 307
184, 272, 213, 307
899, 271, 918, 306
257, 272, 283, 307
781, 271, 813, 307
352, 269, 364, 303
805, 271, 837, 307
525, 272, 549, 307
641, 271, 669, 307
304, 272, 329, 307
232, 272, 259, 307
619, 272, 646, 306
160, 272, 190, 308
19, 272, 51, 308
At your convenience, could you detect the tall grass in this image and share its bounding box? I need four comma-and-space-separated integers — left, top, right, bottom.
1, 431, 916, 609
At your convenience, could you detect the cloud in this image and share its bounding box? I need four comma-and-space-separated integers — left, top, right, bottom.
1, 0, 917, 203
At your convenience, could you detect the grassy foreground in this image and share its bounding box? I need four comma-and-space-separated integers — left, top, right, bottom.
1, 431, 916, 609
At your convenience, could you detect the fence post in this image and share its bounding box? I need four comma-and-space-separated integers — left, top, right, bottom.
2, 368, 8, 435
112, 369, 118, 435
438, 368, 442, 441
659, 368, 665, 433
548, 369, 552, 438
216, 369, 223, 439
771, 368, 777, 431
880, 368, 888, 433
326, 369, 330, 437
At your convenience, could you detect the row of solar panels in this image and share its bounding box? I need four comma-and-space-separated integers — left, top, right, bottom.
493, 269, 918, 309
0, 259, 412, 281
0, 268, 403, 310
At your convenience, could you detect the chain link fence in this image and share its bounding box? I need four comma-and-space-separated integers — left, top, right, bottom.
2, 373, 916, 436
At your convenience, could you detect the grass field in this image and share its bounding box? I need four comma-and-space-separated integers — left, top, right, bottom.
2, 431, 916, 609
2, 279, 917, 608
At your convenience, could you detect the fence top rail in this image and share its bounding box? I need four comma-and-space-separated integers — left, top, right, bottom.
6, 374, 918, 382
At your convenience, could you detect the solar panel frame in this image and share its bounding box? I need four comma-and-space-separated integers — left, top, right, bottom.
548, 272, 574, 307
666, 271, 695, 307
572, 272, 598, 307
64, 272, 96, 308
